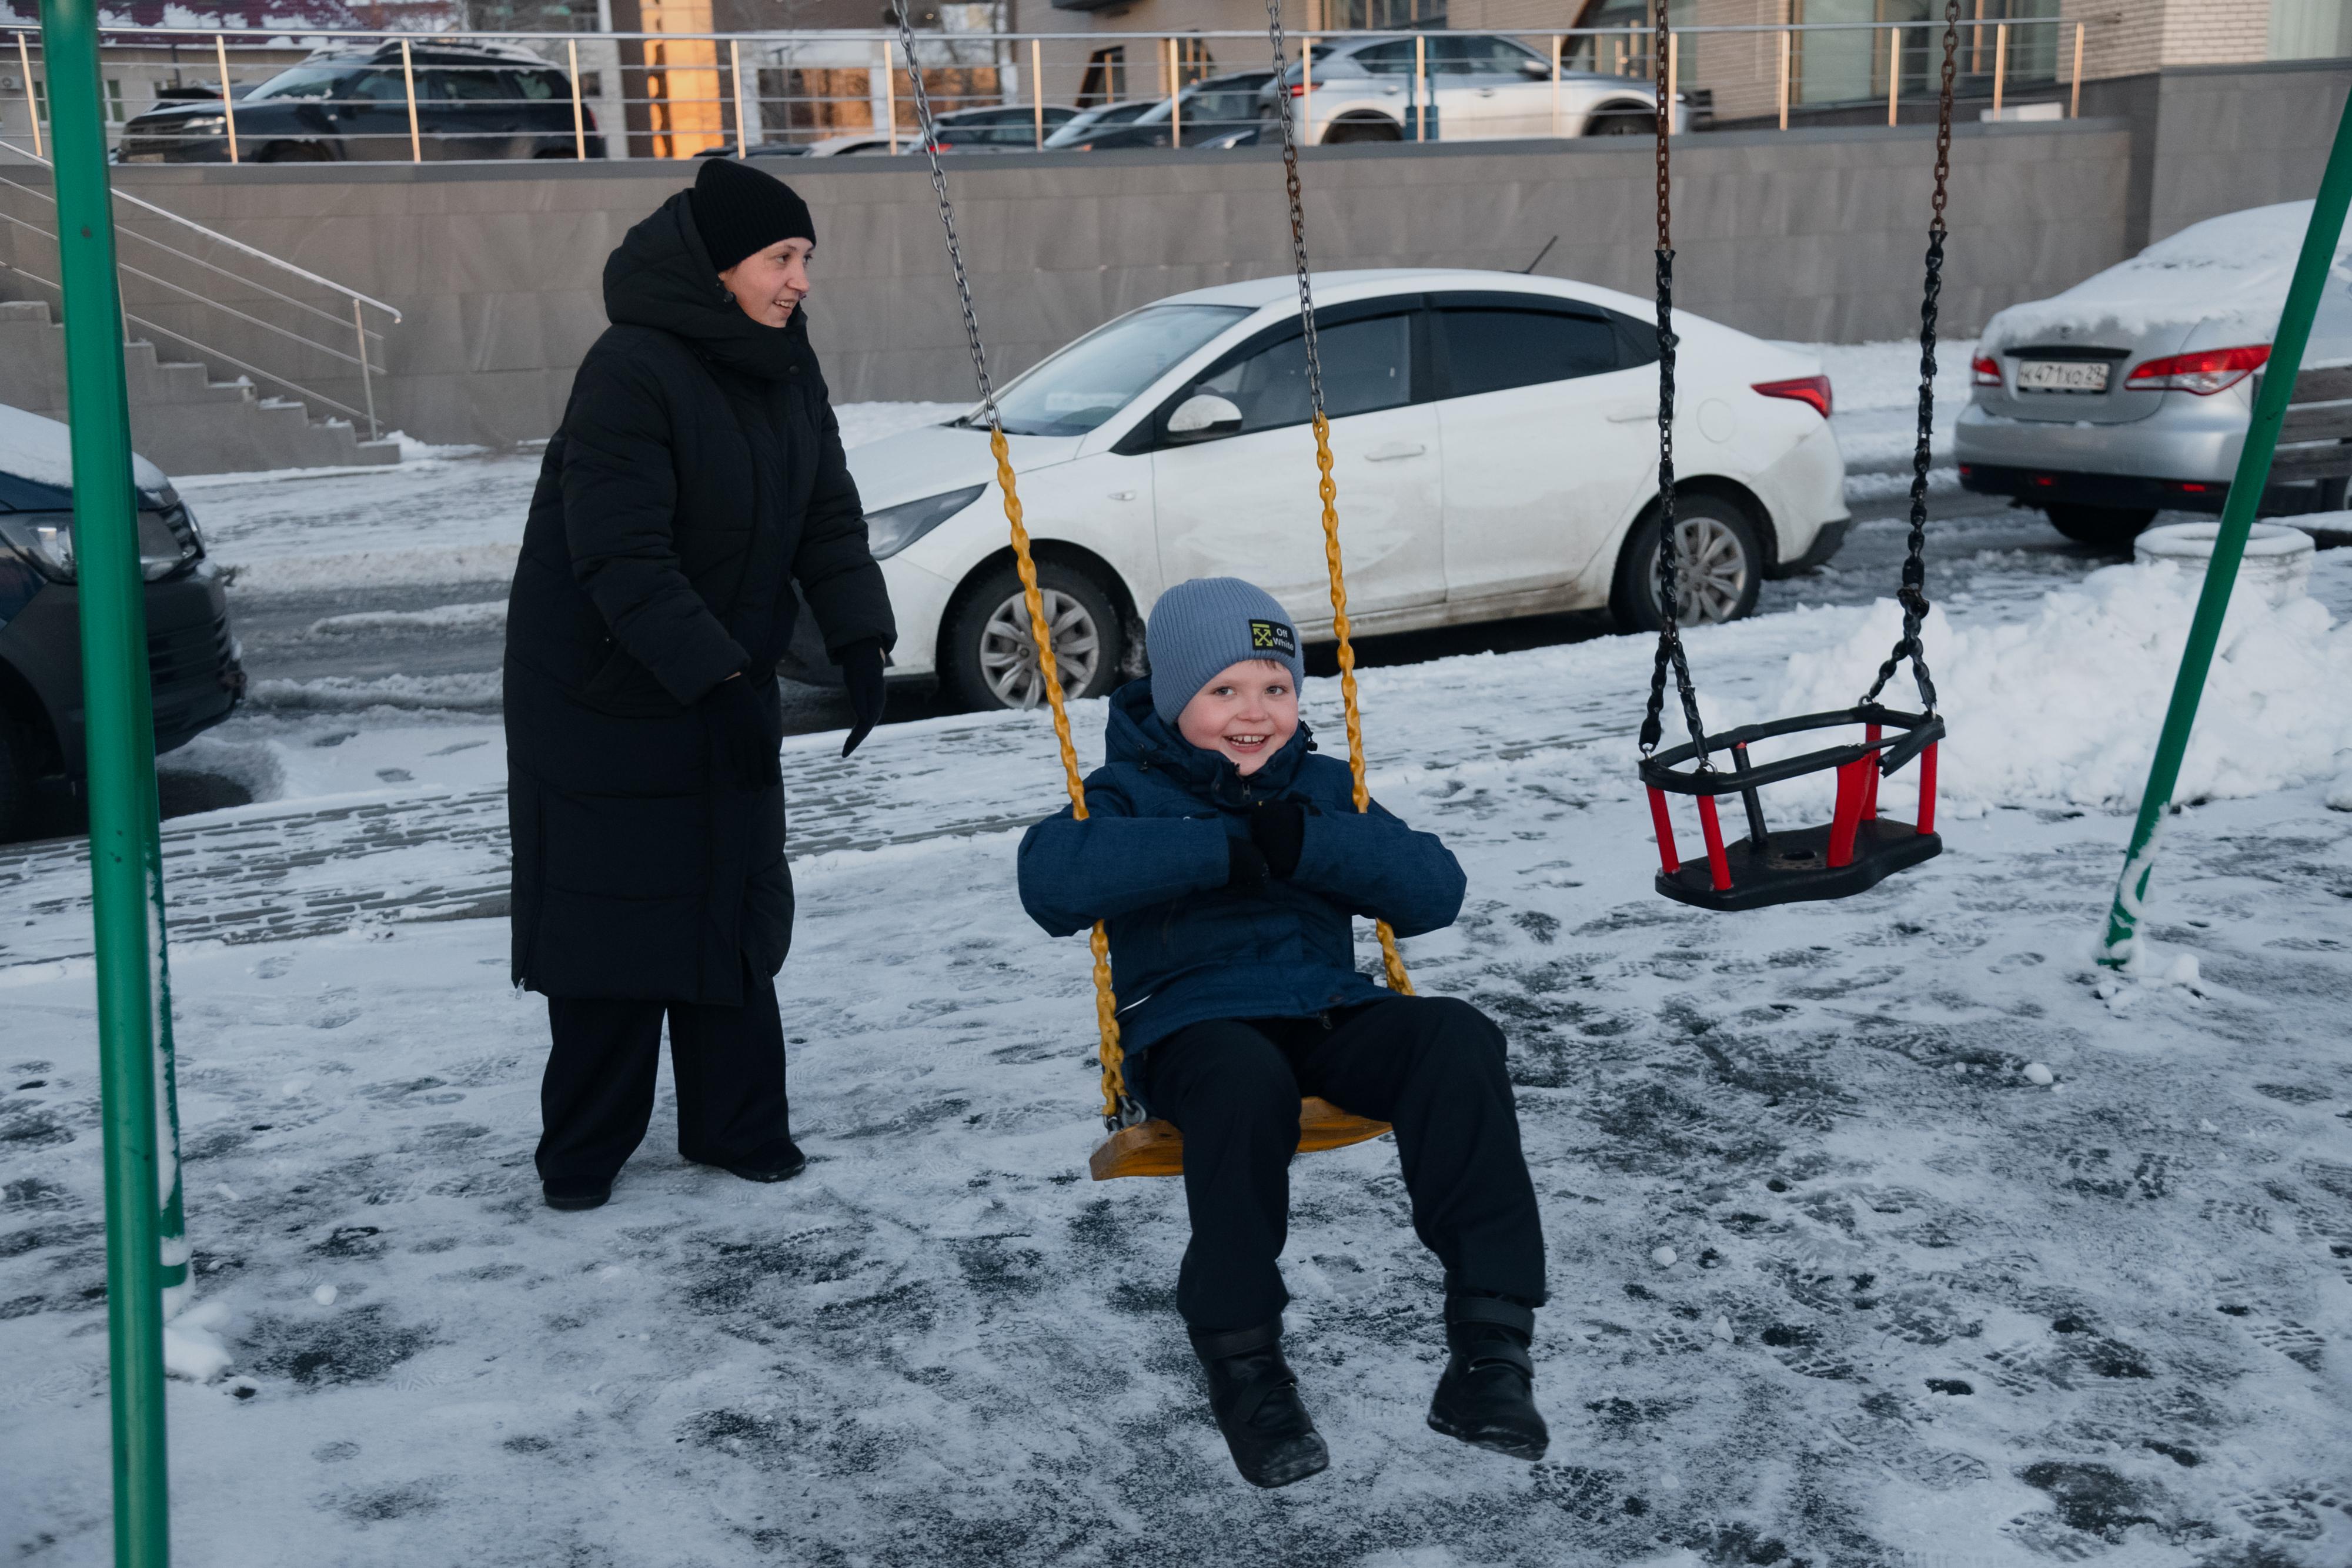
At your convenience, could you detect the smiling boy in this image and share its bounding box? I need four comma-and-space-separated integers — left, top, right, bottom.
1017, 577, 1548, 1488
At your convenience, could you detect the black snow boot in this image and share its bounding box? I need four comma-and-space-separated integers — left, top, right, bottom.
1427, 1295, 1548, 1460
542, 1175, 612, 1212
1188, 1320, 1330, 1489
706, 1138, 807, 1184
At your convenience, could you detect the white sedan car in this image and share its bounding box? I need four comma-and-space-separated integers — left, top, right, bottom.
841, 268, 1847, 710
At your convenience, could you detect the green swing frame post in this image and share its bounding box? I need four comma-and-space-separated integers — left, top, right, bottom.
2098, 95, 2352, 968
39, 0, 185, 1559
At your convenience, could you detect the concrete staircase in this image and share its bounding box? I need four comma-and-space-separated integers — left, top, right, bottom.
0, 299, 399, 477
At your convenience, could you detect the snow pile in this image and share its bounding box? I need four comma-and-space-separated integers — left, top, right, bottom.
161, 1299, 235, 1385
1752, 560, 2352, 815
308, 600, 507, 637
1984, 199, 2352, 345
0, 400, 173, 495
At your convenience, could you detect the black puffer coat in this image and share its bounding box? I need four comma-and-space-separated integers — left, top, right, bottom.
503, 189, 894, 1005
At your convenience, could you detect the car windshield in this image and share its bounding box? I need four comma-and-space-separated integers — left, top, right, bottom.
1133, 76, 1274, 124
986, 305, 1251, 437
245, 63, 363, 101
1047, 100, 1154, 142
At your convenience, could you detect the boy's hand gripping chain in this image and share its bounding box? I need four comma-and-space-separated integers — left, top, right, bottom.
895, 14, 1130, 1125
1267, 0, 1413, 996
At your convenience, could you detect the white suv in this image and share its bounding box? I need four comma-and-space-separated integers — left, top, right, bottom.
1257, 33, 1668, 145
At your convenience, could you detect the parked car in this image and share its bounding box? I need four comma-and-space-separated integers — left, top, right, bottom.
115, 40, 597, 164
1254, 33, 1669, 145
836, 269, 1847, 711
1063, 71, 1275, 151
1041, 99, 1157, 149
0, 406, 242, 841
775, 105, 1081, 159
1957, 200, 2352, 547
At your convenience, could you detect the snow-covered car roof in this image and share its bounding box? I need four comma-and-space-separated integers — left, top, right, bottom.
0, 402, 171, 498
1987, 200, 2352, 345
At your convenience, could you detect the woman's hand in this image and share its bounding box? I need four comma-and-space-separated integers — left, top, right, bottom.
838, 640, 887, 758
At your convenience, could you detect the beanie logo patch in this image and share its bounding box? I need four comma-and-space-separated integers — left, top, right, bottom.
1248, 619, 1297, 658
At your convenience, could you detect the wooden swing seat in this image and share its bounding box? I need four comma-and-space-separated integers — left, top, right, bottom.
1090, 1099, 1392, 1181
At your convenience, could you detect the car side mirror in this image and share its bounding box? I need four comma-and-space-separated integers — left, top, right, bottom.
1521, 58, 1551, 78
1167, 393, 1243, 440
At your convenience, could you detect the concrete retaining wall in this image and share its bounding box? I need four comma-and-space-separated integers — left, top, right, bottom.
1, 118, 2126, 449
14, 56, 2344, 452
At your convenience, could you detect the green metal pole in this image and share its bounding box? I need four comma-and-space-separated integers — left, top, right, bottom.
2099, 95, 2352, 968
38, 0, 173, 1560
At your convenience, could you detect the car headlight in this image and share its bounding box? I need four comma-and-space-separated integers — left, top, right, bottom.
0, 507, 204, 583
175, 115, 226, 133
866, 483, 985, 560
0, 513, 78, 581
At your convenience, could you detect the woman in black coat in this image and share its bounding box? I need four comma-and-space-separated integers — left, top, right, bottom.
503, 159, 894, 1212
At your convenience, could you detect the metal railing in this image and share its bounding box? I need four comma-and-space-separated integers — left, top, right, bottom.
0, 16, 2125, 166
0, 139, 400, 437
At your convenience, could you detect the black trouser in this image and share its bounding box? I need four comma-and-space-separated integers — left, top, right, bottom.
1140, 995, 1545, 1335
536, 961, 791, 1185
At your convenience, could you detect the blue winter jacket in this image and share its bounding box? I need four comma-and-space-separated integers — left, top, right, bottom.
1017, 679, 1466, 1069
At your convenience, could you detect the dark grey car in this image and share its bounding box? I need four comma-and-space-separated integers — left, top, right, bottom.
115, 41, 599, 165
0, 435, 241, 841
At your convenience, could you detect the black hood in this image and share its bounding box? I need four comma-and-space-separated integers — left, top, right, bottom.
603, 189, 814, 382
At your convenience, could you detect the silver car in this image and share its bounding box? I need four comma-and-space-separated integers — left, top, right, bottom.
1956, 202, 2352, 547
1255, 32, 1666, 145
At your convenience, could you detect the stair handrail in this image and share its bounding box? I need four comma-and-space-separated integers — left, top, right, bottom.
1, 135, 395, 436
0, 138, 399, 323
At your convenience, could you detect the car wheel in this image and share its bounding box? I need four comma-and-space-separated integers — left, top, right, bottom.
1322, 118, 1402, 145
2044, 503, 2157, 550
1586, 110, 1656, 136
943, 560, 1127, 713
258, 142, 332, 163
1610, 494, 1765, 633
0, 715, 30, 845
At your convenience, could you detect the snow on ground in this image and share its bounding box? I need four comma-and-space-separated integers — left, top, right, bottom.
6, 546, 2352, 1566
186, 403, 966, 595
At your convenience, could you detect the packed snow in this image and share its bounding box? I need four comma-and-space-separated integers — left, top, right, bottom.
4, 360, 2350, 1567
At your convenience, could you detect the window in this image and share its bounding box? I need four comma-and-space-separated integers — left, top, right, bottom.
1194, 315, 1413, 434
105, 79, 123, 121
1438, 309, 1619, 397
245, 65, 363, 102
346, 71, 411, 104
514, 69, 564, 101
427, 66, 514, 102
991, 304, 1250, 437
1336, 0, 1447, 27
1077, 46, 1126, 108
1431, 36, 1541, 75
1354, 40, 1421, 76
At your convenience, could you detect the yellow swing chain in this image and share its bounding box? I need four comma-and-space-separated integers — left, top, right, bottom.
1271, 1, 1414, 997
894, 15, 1129, 1122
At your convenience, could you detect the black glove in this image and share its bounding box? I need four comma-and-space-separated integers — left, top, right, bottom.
701, 671, 781, 789
839, 639, 887, 759
1226, 835, 1270, 890
1247, 800, 1306, 880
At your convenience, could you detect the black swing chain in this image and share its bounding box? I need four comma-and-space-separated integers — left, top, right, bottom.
1860, 0, 1959, 716
1265, 0, 1328, 425
893, 6, 1002, 423
1639, 0, 1709, 762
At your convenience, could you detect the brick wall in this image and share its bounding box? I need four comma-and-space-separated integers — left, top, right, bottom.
2070, 0, 2273, 81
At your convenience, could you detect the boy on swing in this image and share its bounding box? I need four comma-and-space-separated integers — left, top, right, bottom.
1018, 577, 1548, 1489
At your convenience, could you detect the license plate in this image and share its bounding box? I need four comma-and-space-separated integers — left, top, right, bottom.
2014, 359, 2111, 394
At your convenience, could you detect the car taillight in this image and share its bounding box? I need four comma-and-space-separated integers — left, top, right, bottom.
1752, 375, 1832, 419
2123, 343, 2270, 395
1972, 355, 2002, 387
1288, 82, 1308, 97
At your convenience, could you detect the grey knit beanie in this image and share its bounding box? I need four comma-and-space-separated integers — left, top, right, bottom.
1145, 577, 1305, 727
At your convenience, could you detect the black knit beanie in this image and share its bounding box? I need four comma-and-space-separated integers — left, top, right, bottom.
690, 159, 816, 273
